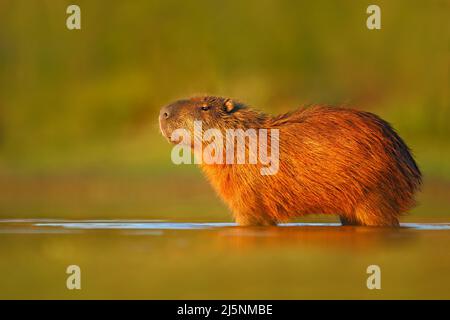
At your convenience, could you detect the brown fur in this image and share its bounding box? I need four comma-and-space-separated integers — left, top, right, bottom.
159, 96, 422, 227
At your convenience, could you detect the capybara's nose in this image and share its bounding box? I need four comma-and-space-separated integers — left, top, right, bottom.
160, 106, 171, 120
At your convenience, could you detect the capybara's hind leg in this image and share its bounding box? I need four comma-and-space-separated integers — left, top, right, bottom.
352, 195, 400, 227
339, 216, 358, 226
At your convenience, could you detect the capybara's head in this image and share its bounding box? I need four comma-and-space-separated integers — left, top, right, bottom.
159, 96, 247, 145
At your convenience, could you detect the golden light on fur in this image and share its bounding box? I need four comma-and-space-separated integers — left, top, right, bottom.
159, 96, 422, 227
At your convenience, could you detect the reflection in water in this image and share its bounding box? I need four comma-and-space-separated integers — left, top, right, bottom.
214, 226, 420, 251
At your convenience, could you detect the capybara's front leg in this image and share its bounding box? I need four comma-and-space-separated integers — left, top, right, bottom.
234, 211, 277, 226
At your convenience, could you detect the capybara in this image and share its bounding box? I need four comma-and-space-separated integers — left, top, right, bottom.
159, 96, 422, 227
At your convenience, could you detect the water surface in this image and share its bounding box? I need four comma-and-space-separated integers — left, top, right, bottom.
1, 219, 449, 299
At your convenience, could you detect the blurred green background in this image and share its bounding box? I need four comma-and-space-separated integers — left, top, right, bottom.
0, 0, 449, 220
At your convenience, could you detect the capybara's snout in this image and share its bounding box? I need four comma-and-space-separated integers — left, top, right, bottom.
158, 104, 176, 139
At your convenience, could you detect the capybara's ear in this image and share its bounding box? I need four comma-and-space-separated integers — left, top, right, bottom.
224, 99, 235, 113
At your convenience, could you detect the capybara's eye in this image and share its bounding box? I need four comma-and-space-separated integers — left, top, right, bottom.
201, 105, 210, 111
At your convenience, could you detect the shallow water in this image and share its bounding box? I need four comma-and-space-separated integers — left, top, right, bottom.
1, 219, 450, 299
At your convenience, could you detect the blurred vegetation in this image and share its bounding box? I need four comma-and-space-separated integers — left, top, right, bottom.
0, 0, 448, 219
